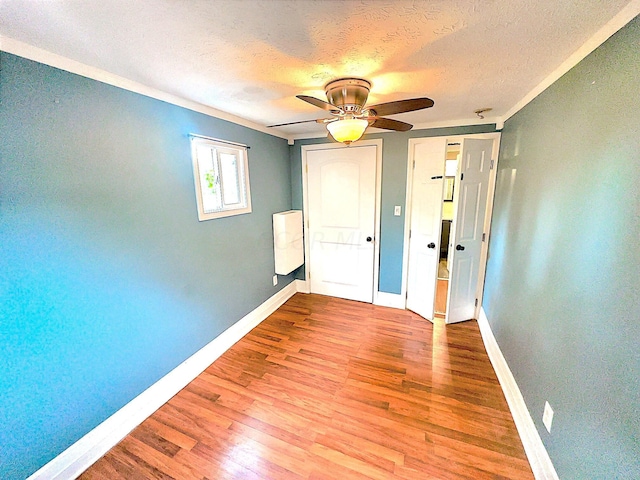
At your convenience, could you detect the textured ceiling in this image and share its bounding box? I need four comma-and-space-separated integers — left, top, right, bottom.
0, 0, 635, 138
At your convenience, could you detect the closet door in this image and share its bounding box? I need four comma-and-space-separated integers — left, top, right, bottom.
306, 145, 378, 303
446, 138, 494, 323
406, 138, 447, 321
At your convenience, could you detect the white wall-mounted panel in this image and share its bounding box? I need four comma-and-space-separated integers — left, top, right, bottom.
273, 210, 304, 275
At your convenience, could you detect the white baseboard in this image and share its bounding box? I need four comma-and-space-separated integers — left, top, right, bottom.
477, 308, 559, 480
27, 281, 298, 480
295, 283, 405, 310
374, 291, 405, 309
295, 278, 310, 294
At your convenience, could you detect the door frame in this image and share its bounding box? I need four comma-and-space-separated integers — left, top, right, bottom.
301, 139, 383, 301
402, 133, 501, 320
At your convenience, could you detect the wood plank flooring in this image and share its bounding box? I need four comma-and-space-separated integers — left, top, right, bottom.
434, 279, 448, 316
80, 293, 534, 479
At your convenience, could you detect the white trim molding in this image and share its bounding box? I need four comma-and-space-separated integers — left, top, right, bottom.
288, 118, 500, 142
501, 1, 640, 123
374, 291, 406, 310
295, 278, 311, 294
27, 281, 298, 480
300, 140, 383, 303
401, 132, 501, 317
477, 308, 560, 480
411, 117, 501, 133
0, 36, 288, 141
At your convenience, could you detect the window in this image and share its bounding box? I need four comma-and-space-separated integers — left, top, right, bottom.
190, 136, 252, 221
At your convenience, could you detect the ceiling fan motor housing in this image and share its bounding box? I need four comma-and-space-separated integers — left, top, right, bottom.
325, 78, 371, 113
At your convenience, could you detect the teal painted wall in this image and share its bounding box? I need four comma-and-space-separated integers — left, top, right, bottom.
483, 17, 640, 478
291, 125, 497, 292
0, 53, 293, 479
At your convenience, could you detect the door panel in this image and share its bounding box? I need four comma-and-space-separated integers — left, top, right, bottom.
406, 138, 447, 321
320, 162, 360, 227
307, 145, 377, 303
447, 138, 494, 323
458, 181, 482, 241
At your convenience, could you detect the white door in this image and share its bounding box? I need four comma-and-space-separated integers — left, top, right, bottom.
406, 138, 447, 321
306, 145, 377, 302
446, 138, 494, 323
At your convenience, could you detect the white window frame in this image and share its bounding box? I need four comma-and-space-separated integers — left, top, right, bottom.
190, 136, 252, 221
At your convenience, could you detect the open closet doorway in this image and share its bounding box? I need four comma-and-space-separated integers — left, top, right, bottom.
434, 144, 459, 318
403, 133, 500, 324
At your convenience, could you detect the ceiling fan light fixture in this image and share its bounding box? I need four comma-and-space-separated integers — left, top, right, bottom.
325, 78, 371, 113
326, 118, 369, 145
274, 77, 434, 136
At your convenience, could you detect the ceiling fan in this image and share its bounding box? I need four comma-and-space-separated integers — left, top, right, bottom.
268, 78, 434, 144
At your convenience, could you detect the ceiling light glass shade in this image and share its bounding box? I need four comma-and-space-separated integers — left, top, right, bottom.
326, 118, 369, 144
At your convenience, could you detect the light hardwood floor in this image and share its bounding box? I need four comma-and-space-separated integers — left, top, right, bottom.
434, 279, 448, 316
80, 293, 533, 479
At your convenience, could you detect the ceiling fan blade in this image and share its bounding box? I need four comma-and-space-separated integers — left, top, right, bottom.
267, 118, 328, 128
369, 117, 413, 132
297, 95, 340, 112
367, 97, 434, 116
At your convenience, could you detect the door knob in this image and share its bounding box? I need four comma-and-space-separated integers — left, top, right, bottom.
456, 244, 465, 251
366, 236, 373, 242
427, 242, 436, 249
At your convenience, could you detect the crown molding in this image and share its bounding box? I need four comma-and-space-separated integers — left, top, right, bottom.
502, 0, 640, 123
289, 131, 331, 141
0, 36, 288, 140
411, 117, 500, 132
287, 116, 500, 142
4, 0, 636, 144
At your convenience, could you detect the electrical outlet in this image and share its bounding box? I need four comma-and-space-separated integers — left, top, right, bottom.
542, 401, 554, 433
272, 275, 278, 286
394, 205, 402, 216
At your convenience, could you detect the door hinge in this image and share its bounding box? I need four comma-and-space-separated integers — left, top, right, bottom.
409, 229, 412, 239
305, 163, 308, 173
482, 233, 486, 242
490, 159, 495, 170
413, 160, 416, 169
460, 173, 464, 180
475, 298, 478, 307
